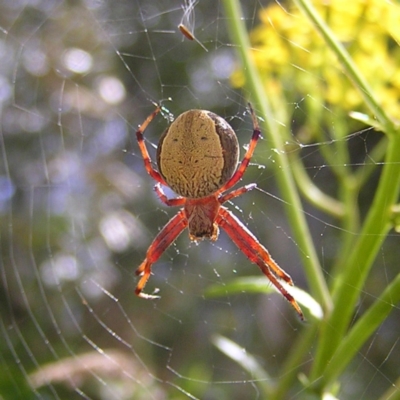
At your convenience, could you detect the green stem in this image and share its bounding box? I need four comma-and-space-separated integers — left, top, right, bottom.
329, 174, 360, 283
289, 153, 344, 219
326, 115, 361, 281
290, 0, 400, 387
321, 273, 400, 388
310, 131, 400, 387
270, 324, 318, 400
354, 136, 388, 188
222, 0, 331, 314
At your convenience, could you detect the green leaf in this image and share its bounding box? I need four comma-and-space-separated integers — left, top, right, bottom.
212, 334, 271, 397
205, 277, 323, 320
349, 111, 383, 131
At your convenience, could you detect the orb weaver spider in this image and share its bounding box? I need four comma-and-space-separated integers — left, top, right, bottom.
135, 103, 303, 320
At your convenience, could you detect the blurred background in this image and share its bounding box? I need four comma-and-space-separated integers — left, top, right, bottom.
1, 0, 399, 399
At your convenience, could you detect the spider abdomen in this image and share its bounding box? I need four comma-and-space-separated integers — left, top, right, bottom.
157, 110, 239, 198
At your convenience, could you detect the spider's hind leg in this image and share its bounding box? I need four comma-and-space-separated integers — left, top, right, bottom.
217, 207, 304, 320
135, 210, 187, 299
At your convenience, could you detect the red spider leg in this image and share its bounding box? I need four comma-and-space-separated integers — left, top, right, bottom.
217, 207, 304, 320
135, 210, 188, 299
136, 106, 167, 185
217, 206, 293, 285
218, 183, 257, 204
154, 183, 186, 207
216, 103, 261, 195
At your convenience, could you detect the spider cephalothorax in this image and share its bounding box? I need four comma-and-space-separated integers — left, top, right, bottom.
135, 103, 303, 320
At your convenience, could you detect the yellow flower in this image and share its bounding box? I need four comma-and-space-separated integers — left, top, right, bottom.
233, 0, 400, 122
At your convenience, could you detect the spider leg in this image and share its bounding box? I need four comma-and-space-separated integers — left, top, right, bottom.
219, 207, 293, 283
154, 183, 186, 207
216, 103, 261, 195
136, 210, 187, 299
136, 106, 168, 185
219, 183, 257, 204
217, 207, 304, 320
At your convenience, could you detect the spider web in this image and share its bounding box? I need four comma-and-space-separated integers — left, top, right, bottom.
1, 0, 399, 399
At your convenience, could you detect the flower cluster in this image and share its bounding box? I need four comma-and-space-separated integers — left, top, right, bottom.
232, 0, 400, 122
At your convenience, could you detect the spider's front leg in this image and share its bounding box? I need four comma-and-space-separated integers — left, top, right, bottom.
136, 106, 167, 186
154, 183, 186, 207
135, 210, 187, 299
216, 103, 261, 196
218, 183, 257, 204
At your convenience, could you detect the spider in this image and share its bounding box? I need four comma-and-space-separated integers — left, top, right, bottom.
135, 103, 304, 320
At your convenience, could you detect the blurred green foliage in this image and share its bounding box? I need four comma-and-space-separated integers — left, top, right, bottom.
223, 0, 400, 398
1, 0, 400, 399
